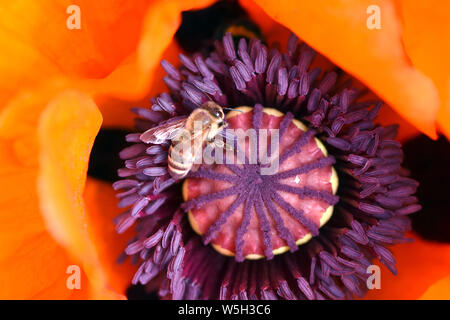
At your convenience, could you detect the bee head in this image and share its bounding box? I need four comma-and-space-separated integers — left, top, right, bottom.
210, 105, 225, 120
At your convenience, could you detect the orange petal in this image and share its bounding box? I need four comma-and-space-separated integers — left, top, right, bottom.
0, 0, 213, 120
420, 275, 450, 300
248, 0, 440, 139
0, 0, 152, 78
86, 0, 215, 100
363, 233, 450, 300
83, 177, 137, 295
0, 0, 152, 107
396, 1, 450, 139
34, 90, 130, 299
36, 90, 115, 298
0, 121, 90, 299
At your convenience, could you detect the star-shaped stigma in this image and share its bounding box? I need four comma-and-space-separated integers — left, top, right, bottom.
182, 104, 339, 262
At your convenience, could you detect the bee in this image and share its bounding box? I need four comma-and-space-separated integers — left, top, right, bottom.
140, 101, 233, 180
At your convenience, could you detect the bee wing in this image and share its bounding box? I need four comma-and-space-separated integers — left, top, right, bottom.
140, 116, 188, 144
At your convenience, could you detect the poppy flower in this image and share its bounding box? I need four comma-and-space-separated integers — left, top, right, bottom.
0, 0, 449, 300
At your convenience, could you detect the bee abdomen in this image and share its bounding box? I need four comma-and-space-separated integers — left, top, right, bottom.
168, 144, 193, 179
